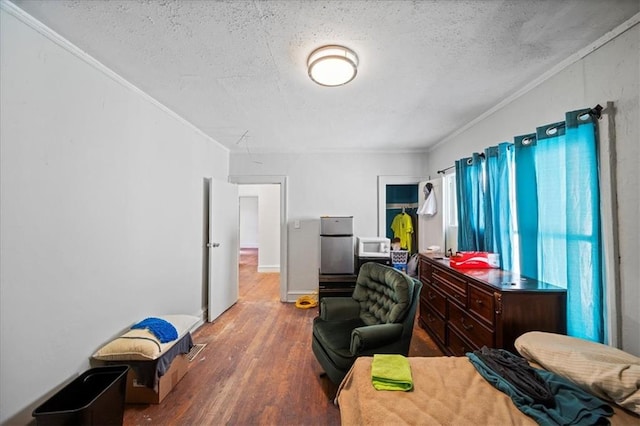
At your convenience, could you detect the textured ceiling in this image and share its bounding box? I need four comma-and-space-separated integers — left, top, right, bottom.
11, 0, 640, 154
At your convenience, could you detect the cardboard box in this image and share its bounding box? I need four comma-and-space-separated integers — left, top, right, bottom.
125, 354, 188, 404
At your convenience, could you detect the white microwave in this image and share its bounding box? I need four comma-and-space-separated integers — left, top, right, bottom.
356, 237, 391, 258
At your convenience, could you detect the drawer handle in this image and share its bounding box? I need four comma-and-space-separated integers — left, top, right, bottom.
460, 317, 474, 331
427, 314, 435, 323
428, 292, 437, 300
475, 299, 483, 305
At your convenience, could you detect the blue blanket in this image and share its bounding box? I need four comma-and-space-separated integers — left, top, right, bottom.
131, 317, 178, 343
467, 352, 613, 426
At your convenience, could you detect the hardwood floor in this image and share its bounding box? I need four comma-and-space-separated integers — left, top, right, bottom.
124, 248, 442, 425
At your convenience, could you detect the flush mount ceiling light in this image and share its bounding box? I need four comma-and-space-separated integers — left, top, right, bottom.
307, 45, 358, 87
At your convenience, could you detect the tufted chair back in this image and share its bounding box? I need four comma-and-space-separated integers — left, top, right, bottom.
352, 262, 412, 325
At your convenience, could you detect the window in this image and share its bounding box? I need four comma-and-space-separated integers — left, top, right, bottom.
452, 108, 604, 342
443, 172, 458, 254
444, 173, 458, 227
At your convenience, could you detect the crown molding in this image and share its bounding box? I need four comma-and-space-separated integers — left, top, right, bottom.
429, 12, 640, 153
0, 0, 228, 153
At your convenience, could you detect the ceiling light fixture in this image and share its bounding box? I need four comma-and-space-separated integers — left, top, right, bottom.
307, 45, 358, 87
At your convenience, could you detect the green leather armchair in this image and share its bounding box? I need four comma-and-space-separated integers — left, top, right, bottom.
312, 262, 423, 384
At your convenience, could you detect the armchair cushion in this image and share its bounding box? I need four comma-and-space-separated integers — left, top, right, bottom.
350, 323, 404, 354
313, 317, 365, 370
353, 263, 412, 325
320, 297, 361, 321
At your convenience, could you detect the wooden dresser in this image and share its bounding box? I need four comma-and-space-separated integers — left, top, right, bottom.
418, 254, 567, 356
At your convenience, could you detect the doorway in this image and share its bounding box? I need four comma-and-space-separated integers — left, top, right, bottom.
377, 176, 427, 239
385, 184, 419, 253
238, 184, 281, 300
229, 176, 288, 301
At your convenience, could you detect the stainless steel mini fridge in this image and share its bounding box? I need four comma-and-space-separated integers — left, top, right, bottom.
320, 216, 354, 274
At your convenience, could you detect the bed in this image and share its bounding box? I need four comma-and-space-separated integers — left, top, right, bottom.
336, 332, 640, 425
91, 314, 199, 397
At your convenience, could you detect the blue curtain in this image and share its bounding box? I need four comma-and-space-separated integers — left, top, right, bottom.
484, 143, 515, 271
514, 109, 603, 342
455, 146, 514, 270
514, 133, 539, 279
455, 153, 484, 251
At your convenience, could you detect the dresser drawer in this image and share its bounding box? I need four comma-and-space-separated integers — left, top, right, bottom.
437, 282, 466, 308
420, 303, 446, 345
448, 302, 494, 349
447, 327, 477, 356
467, 284, 495, 326
419, 258, 433, 283
432, 265, 467, 295
423, 283, 446, 318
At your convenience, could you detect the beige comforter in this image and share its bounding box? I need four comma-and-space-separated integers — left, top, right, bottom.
336, 356, 639, 426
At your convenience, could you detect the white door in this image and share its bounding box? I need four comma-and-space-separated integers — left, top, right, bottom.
208, 178, 239, 322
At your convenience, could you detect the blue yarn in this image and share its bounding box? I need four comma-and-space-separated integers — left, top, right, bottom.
131, 317, 178, 343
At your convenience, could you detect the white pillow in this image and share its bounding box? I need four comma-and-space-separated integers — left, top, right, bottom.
158, 314, 200, 337
515, 331, 640, 415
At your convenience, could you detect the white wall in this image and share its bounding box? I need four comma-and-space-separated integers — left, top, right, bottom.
230, 152, 428, 300
239, 196, 259, 248
427, 23, 640, 356
238, 184, 281, 271
0, 7, 229, 424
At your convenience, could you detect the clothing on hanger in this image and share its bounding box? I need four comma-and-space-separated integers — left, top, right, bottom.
418, 183, 437, 216
391, 211, 414, 252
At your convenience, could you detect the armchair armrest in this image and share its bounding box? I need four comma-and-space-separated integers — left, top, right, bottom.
350, 323, 404, 354
320, 297, 360, 321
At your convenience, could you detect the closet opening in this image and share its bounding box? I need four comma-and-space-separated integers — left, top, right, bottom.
386, 184, 419, 254
377, 175, 446, 257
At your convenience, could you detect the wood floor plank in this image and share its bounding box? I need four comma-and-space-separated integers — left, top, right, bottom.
124, 248, 442, 425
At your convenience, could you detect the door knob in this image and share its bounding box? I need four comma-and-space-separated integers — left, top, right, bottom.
207, 242, 221, 248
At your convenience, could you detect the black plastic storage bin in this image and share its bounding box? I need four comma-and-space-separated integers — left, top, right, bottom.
32, 365, 129, 426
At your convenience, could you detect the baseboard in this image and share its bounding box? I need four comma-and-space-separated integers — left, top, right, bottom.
257, 265, 280, 273
286, 290, 318, 303
193, 308, 206, 328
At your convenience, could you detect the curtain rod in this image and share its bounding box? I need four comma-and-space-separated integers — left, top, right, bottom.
591, 104, 603, 119
437, 165, 455, 175
436, 104, 604, 175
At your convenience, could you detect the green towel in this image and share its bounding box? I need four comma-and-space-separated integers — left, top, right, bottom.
371, 354, 413, 391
